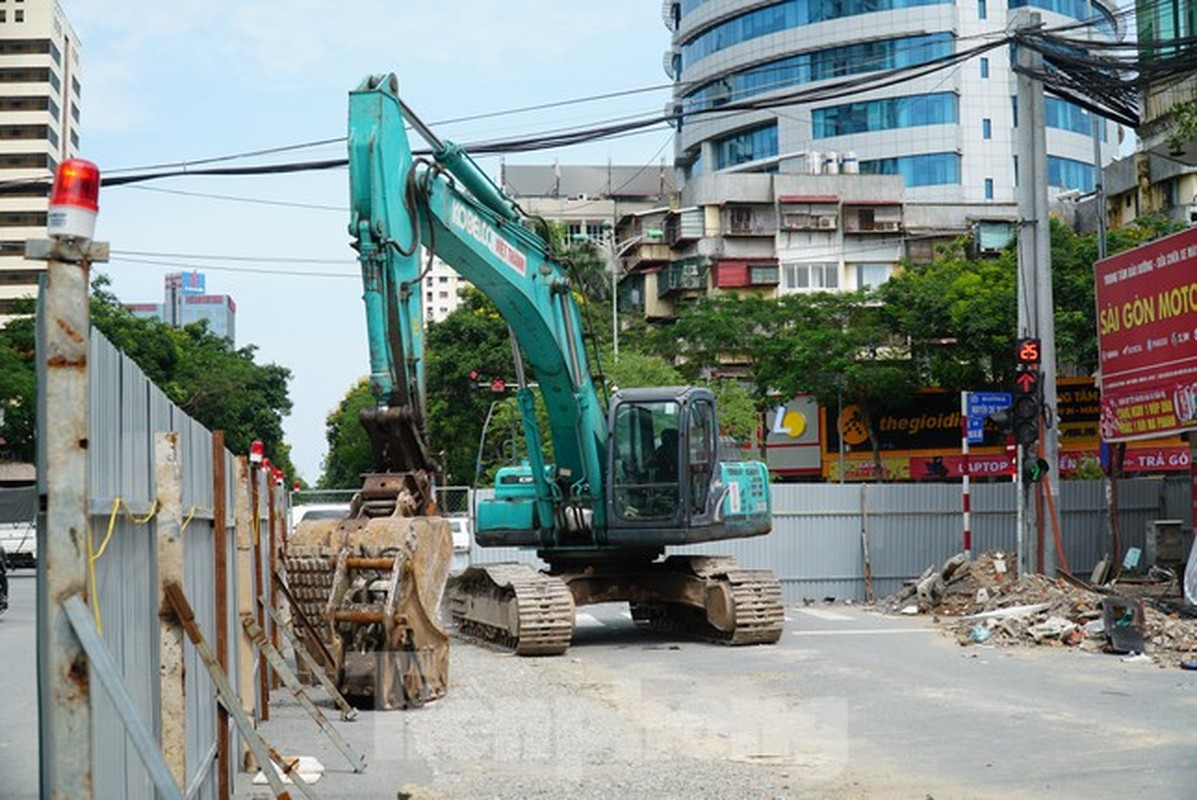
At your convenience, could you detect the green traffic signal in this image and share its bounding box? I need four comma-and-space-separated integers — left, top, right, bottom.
1023, 457, 1050, 483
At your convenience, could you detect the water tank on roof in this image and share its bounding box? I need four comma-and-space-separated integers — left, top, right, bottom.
823, 151, 840, 175
842, 151, 859, 174
806, 151, 821, 174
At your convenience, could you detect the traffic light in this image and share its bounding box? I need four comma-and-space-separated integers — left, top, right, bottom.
1012, 337, 1041, 446
468, 369, 480, 391
1024, 457, 1050, 483
1011, 393, 1040, 446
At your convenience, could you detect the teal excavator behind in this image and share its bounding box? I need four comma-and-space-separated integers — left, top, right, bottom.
341, 73, 783, 657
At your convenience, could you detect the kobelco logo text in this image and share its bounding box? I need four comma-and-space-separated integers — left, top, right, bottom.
452, 201, 527, 276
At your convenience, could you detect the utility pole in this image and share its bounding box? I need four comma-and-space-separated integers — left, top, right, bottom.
1015, 11, 1060, 576
33, 159, 108, 798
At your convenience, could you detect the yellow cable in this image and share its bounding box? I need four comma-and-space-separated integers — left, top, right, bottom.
180, 505, 197, 534
125, 498, 159, 524
88, 497, 122, 633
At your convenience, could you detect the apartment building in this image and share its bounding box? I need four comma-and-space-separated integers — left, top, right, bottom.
0, 0, 80, 323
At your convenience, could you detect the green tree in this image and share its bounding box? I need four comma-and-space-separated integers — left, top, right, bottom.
90, 276, 296, 478
318, 377, 374, 489
0, 298, 36, 462
758, 290, 920, 477
880, 237, 1018, 388
424, 288, 517, 485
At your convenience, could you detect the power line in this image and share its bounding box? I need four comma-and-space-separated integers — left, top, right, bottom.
126, 184, 347, 211
108, 255, 357, 279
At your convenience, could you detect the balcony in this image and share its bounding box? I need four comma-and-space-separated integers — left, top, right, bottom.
657, 257, 709, 297
721, 205, 775, 237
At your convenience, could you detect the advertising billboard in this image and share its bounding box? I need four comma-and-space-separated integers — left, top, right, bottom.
1095, 226, 1197, 441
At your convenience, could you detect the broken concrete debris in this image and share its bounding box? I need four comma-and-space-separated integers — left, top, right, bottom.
880, 550, 1197, 668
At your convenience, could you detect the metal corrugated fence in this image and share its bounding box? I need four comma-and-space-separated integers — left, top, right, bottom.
468, 478, 1193, 603
74, 329, 270, 799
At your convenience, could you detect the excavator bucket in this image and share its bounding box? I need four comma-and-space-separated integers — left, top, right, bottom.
286, 512, 453, 709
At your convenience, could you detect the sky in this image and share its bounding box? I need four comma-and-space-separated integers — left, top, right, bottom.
60, 1, 677, 482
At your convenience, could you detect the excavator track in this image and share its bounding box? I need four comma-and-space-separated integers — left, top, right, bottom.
629, 556, 784, 645
445, 563, 575, 656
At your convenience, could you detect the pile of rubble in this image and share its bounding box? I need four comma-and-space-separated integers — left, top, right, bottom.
880, 550, 1197, 668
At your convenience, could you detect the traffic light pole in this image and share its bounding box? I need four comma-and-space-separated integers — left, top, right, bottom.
1015, 11, 1059, 577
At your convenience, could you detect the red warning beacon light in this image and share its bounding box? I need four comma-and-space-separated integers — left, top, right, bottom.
47, 159, 101, 241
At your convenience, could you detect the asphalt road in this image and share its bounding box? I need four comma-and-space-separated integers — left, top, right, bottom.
0, 572, 39, 800
236, 601, 1197, 799
3, 575, 1196, 798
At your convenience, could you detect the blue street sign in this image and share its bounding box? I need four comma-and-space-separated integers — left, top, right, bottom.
966, 391, 1012, 444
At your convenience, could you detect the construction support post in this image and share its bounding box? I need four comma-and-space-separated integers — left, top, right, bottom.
267, 480, 280, 689
211, 432, 231, 800
251, 464, 269, 721
232, 456, 257, 765
155, 431, 187, 786
34, 235, 108, 798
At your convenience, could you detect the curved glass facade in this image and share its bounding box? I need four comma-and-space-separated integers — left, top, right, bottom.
683, 33, 953, 114
1045, 96, 1107, 140
1009, 0, 1115, 36
1047, 155, 1094, 191
682, 0, 952, 67
812, 92, 958, 137
859, 152, 961, 187
713, 122, 779, 169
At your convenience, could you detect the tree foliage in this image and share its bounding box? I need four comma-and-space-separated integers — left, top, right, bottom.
317, 377, 373, 489
90, 277, 295, 477
0, 298, 36, 462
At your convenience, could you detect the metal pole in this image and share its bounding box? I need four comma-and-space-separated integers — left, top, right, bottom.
961, 391, 972, 559
838, 385, 845, 484
1015, 10, 1043, 575
610, 237, 619, 364
34, 235, 107, 799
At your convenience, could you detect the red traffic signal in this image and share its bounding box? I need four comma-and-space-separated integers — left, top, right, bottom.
490, 378, 506, 393
1014, 369, 1039, 395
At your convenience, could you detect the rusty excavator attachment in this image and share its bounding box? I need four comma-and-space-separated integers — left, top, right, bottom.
286, 472, 452, 709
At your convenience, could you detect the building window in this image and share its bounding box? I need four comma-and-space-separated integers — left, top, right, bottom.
1048, 156, 1095, 191
0, 12, 6, 22
855, 263, 893, 289
13, 9, 21, 21
680, 0, 953, 67
985, 178, 994, 199
982, 118, 992, 139
980, 57, 989, 78
783, 262, 839, 290
1045, 96, 1106, 140
1010, 0, 1115, 37
713, 122, 778, 170
859, 152, 961, 187
978, 0, 987, 18
812, 92, 957, 138
683, 33, 953, 114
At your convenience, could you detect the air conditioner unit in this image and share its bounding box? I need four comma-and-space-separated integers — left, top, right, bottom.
817, 217, 837, 229
684, 264, 699, 277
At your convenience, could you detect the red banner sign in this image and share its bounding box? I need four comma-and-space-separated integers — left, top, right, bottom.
1095, 226, 1197, 441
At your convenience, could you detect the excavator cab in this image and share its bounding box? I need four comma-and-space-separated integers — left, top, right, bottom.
609, 387, 714, 527
604, 385, 771, 548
